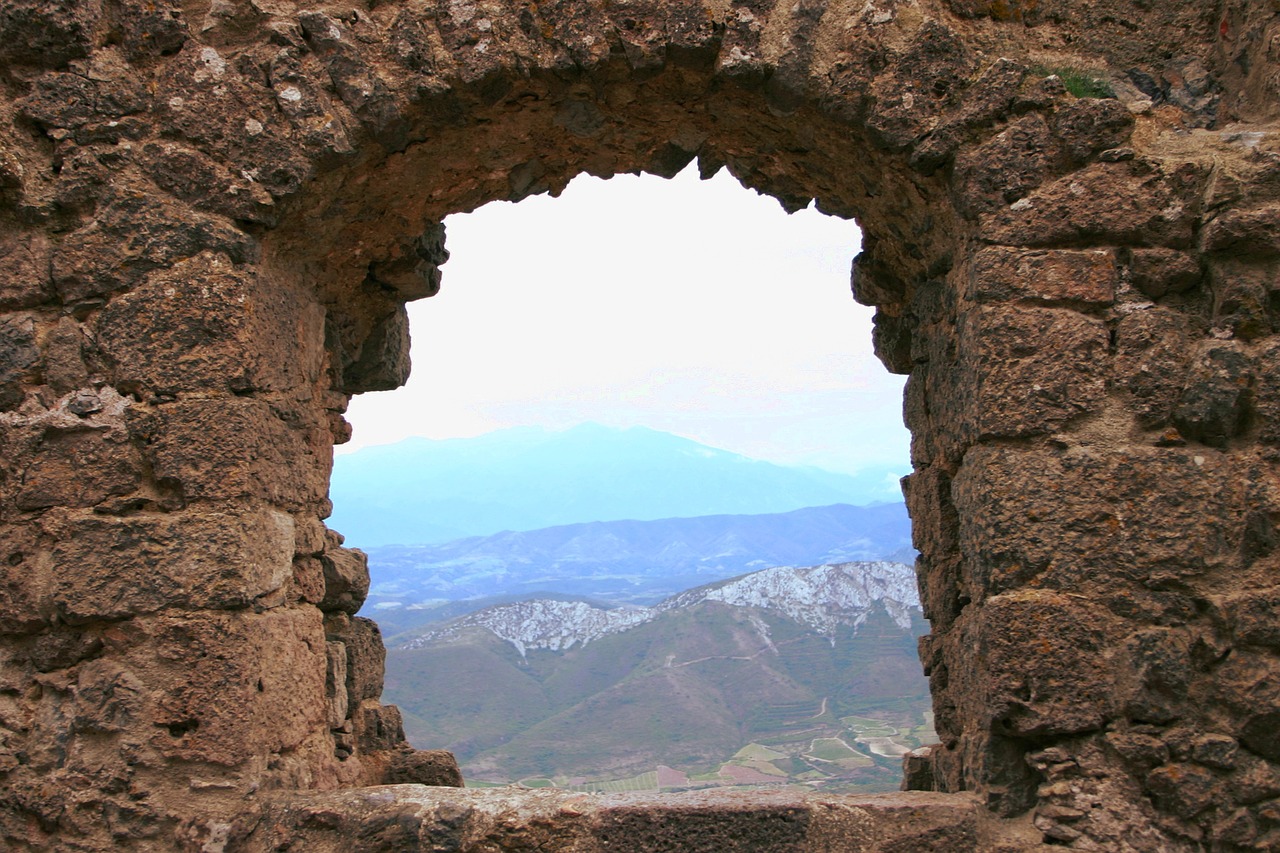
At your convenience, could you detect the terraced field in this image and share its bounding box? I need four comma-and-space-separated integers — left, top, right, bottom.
466, 708, 930, 794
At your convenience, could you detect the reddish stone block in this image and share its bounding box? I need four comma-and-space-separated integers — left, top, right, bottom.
144, 608, 328, 766
967, 247, 1117, 305
94, 253, 323, 396
958, 306, 1108, 438
129, 397, 329, 507
45, 507, 294, 622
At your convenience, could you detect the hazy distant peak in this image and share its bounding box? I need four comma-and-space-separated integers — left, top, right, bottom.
330, 424, 910, 547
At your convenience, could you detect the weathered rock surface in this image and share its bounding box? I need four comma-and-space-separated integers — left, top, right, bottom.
1, 0, 1280, 850
251, 788, 1012, 853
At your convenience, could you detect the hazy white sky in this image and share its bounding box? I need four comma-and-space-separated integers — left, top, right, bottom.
341, 164, 910, 475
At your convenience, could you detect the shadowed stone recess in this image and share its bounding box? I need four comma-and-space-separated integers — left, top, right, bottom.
1, 0, 1280, 850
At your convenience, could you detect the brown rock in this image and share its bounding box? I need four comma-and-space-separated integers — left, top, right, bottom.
954, 113, 1056, 215
958, 305, 1109, 438
16, 427, 139, 510
982, 161, 1206, 249
345, 617, 386, 705
1145, 763, 1219, 818
384, 749, 465, 787
354, 701, 406, 753
1114, 307, 1193, 428
966, 247, 1117, 305
0, 313, 39, 411
1173, 343, 1253, 448
45, 507, 294, 622
146, 608, 329, 766
1127, 248, 1201, 299
0, 232, 53, 310
95, 253, 323, 396
52, 195, 257, 305
0, 0, 101, 68
1049, 98, 1135, 164
978, 591, 1114, 738
40, 317, 89, 395
128, 397, 328, 508
319, 545, 370, 615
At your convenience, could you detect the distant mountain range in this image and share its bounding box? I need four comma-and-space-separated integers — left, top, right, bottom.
362, 502, 914, 636
329, 424, 909, 547
384, 561, 932, 790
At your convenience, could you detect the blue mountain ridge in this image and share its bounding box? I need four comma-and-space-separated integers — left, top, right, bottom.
362, 501, 914, 636
329, 423, 908, 548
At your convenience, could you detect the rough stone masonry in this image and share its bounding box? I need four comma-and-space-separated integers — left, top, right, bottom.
2, 0, 1280, 849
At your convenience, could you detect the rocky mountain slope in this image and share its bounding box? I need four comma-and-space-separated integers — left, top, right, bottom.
385, 562, 930, 789
402, 561, 917, 657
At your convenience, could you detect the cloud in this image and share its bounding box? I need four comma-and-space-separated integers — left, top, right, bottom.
341, 164, 909, 474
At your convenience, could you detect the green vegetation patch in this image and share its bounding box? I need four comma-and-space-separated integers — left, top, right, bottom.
571, 771, 659, 793
734, 743, 787, 761
807, 737, 858, 761
841, 715, 897, 737
519, 778, 555, 788
1029, 65, 1115, 99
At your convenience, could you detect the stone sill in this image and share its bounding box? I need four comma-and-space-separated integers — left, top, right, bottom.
255, 786, 1043, 851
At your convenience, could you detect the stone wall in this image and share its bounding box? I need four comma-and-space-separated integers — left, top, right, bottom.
1, 0, 1280, 849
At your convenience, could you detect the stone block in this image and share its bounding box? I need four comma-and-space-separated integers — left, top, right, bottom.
139, 142, 275, 226
0, 522, 48, 633
109, 0, 188, 61
1114, 307, 1193, 428
1201, 206, 1280, 258
1145, 763, 1219, 818
353, 700, 404, 753
16, 428, 142, 510
339, 307, 411, 394
1173, 343, 1253, 448
1122, 628, 1192, 723
1256, 341, 1280, 446
319, 546, 370, 615
41, 316, 89, 395
0, 313, 37, 411
45, 507, 294, 622
384, 749, 465, 786
954, 113, 1056, 215
144, 608, 328, 766
981, 161, 1205, 249
129, 397, 328, 508
345, 617, 386, 704
1210, 653, 1280, 763
958, 305, 1108, 438
52, 195, 258, 304
953, 445, 1246, 600
1127, 248, 1201, 299
1220, 587, 1280, 648
0, 231, 53, 310
0, 0, 101, 68
290, 556, 326, 605
966, 246, 1117, 305
978, 591, 1114, 738
1048, 97, 1134, 164
325, 641, 349, 729
261, 788, 984, 853
95, 253, 323, 396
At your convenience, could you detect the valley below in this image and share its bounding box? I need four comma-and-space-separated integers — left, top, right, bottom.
382, 562, 934, 793
340, 427, 929, 794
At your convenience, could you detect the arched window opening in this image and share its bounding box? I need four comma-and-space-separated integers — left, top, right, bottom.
329, 165, 930, 793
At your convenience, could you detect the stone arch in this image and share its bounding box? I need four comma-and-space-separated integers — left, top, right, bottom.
3, 0, 1280, 849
